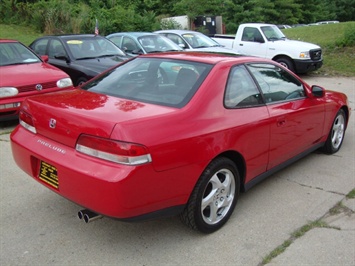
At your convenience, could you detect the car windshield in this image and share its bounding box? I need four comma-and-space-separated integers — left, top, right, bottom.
81, 57, 213, 108
181, 33, 221, 48
261, 26, 286, 41
137, 35, 182, 53
65, 37, 126, 60
0, 42, 41, 66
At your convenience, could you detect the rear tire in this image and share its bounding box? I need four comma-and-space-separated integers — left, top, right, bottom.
180, 157, 240, 233
322, 109, 346, 154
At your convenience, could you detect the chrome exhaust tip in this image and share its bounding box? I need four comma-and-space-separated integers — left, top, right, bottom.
78, 209, 102, 223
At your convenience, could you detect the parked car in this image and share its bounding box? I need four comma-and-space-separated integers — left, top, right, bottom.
0, 39, 73, 122
155, 29, 240, 55
29, 34, 129, 86
11, 52, 349, 233
276, 24, 292, 29
106, 32, 182, 56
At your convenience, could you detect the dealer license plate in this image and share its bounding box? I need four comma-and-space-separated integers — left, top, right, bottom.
39, 161, 59, 189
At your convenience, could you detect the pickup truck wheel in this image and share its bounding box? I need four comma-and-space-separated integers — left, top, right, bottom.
275, 57, 295, 72
180, 157, 240, 233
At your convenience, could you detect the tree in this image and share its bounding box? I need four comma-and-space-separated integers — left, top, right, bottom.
333, 0, 355, 21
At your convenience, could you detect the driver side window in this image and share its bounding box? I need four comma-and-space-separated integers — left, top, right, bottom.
122, 37, 138, 53
48, 40, 66, 59
247, 63, 305, 103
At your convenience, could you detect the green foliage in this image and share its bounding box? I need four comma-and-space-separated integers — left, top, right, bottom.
1, 0, 355, 40
284, 22, 355, 49
1, 0, 355, 36
2, 21, 354, 76
159, 17, 184, 30
0, 24, 42, 45
337, 24, 355, 47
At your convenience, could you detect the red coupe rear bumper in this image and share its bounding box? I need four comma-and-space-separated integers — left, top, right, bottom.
10, 126, 190, 219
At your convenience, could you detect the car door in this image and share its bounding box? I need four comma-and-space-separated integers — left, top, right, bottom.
165, 33, 189, 49
47, 39, 74, 79
224, 65, 270, 183
246, 63, 325, 169
122, 36, 140, 55
237, 27, 268, 57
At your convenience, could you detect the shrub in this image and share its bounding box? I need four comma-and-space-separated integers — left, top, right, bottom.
336, 24, 355, 47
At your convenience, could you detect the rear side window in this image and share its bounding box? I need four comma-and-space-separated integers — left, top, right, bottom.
165, 33, 186, 47
82, 57, 213, 108
224, 65, 263, 108
108, 36, 122, 47
31, 39, 49, 56
247, 63, 305, 103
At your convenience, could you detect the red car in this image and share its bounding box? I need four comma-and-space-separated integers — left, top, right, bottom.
0, 39, 73, 121
11, 53, 350, 233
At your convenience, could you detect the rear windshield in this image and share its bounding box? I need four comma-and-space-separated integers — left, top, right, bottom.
81, 57, 213, 108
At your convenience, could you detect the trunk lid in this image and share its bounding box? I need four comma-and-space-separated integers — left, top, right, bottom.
24, 89, 176, 147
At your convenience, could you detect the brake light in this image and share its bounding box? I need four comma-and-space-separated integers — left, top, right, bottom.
19, 110, 37, 134
76, 134, 152, 165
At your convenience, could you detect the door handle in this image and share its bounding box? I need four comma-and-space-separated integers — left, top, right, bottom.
277, 119, 286, 127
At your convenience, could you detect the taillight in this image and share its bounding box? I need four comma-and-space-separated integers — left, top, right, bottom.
19, 110, 37, 134
76, 134, 152, 165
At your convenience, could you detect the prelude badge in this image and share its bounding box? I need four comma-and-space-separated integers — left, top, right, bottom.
49, 118, 56, 129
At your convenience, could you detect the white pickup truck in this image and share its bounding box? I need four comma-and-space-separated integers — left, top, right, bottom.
212, 23, 323, 74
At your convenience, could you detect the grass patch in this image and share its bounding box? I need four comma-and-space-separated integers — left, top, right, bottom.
260, 220, 334, 265
284, 23, 349, 48
290, 220, 328, 238
0, 24, 43, 45
262, 239, 292, 264
0, 130, 13, 135
328, 202, 345, 215
347, 189, 355, 199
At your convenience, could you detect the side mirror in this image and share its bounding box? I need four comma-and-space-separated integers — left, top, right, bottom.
41, 55, 49, 62
311, 85, 325, 97
54, 54, 70, 63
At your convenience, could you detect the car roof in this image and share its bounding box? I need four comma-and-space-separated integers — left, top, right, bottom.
107, 32, 161, 37
155, 30, 205, 35
0, 39, 20, 43
34, 34, 102, 39
138, 51, 263, 64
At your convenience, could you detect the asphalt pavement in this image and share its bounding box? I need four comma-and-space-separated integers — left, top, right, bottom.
0, 76, 354, 265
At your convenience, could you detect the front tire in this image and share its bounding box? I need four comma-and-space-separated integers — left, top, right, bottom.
323, 109, 346, 154
275, 57, 295, 73
180, 157, 240, 233
76, 77, 88, 86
